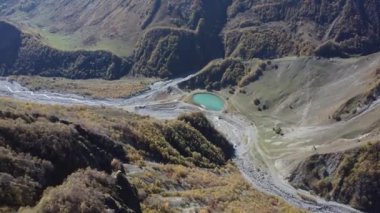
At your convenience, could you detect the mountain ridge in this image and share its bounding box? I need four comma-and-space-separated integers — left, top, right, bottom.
1, 0, 379, 79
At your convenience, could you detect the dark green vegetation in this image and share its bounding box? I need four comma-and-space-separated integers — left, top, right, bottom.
290, 142, 380, 212
1, 0, 379, 79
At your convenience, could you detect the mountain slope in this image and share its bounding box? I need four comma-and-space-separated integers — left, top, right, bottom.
130, 0, 230, 78
0, 102, 140, 212
1, 0, 379, 78
0, 0, 163, 56
19, 169, 141, 213
225, 0, 380, 59
0, 99, 230, 211
217, 51, 380, 212
290, 142, 380, 213
0, 21, 131, 79
0, 0, 229, 57
0, 98, 301, 212
1, 1, 380, 212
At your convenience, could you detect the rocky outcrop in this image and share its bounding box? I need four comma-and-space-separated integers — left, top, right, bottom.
290, 142, 380, 212
333, 80, 380, 121
0, 21, 131, 79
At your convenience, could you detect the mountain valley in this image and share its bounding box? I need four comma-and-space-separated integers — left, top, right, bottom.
0, 0, 380, 212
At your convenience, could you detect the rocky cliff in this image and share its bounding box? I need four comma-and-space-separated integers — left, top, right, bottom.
290, 142, 380, 212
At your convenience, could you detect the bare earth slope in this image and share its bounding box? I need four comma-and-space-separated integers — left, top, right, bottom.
222, 52, 380, 212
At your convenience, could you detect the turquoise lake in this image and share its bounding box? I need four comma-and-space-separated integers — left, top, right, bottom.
191, 93, 225, 111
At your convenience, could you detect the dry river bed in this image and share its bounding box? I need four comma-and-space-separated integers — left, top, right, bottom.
0, 77, 360, 213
